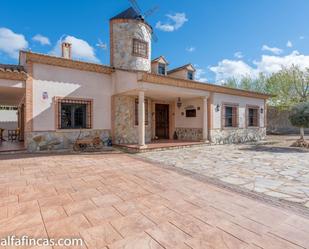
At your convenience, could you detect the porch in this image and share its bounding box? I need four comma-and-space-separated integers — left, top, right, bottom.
0, 65, 26, 152
112, 82, 210, 150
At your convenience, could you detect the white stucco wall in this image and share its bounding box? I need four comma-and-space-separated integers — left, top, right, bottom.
212, 93, 265, 129
32, 63, 113, 131
175, 98, 203, 128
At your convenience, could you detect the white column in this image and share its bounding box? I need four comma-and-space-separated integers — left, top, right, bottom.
138, 91, 146, 147
202, 97, 208, 141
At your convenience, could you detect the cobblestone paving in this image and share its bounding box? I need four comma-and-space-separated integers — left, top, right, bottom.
138, 142, 309, 209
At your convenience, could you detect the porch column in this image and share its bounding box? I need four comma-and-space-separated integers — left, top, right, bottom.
138, 91, 146, 147
202, 97, 208, 141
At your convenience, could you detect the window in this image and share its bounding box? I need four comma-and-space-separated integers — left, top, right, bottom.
187, 71, 194, 80
132, 38, 148, 58
135, 99, 148, 126
248, 107, 259, 127
186, 109, 196, 117
158, 63, 166, 75
56, 98, 92, 129
223, 105, 238, 128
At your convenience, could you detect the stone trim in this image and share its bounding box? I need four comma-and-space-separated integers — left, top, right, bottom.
21, 51, 113, 74
175, 127, 203, 141
139, 73, 272, 99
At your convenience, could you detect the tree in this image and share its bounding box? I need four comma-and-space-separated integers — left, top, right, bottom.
289, 102, 309, 141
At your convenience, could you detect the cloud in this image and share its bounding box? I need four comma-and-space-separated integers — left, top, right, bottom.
299, 36, 305, 40
32, 34, 51, 45
0, 27, 28, 59
186, 46, 195, 52
286, 40, 293, 48
50, 35, 100, 63
262, 45, 283, 55
193, 65, 207, 82
156, 13, 188, 32
209, 60, 256, 83
210, 50, 309, 82
234, 51, 243, 59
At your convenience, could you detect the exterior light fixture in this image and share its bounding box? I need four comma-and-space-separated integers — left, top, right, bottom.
177, 97, 182, 109
215, 104, 220, 112
260, 108, 264, 114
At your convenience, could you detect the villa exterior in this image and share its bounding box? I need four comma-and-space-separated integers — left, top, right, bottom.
0, 7, 270, 152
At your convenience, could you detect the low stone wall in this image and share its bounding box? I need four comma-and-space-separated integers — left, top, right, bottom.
175, 127, 203, 141
26, 129, 110, 152
209, 128, 266, 144
113, 95, 152, 144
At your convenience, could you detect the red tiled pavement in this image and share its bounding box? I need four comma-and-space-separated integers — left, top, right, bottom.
0, 152, 308, 249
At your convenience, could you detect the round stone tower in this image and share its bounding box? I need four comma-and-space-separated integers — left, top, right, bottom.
110, 7, 152, 72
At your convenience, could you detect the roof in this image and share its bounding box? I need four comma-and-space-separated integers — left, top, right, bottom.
151, 56, 169, 65
110, 7, 152, 30
0, 64, 26, 73
0, 64, 27, 81
167, 63, 196, 74
139, 73, 272, 99
20, 51, 114, 75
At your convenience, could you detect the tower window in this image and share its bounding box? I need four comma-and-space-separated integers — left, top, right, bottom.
158, 63, 166, 75
132, 38, 148, 58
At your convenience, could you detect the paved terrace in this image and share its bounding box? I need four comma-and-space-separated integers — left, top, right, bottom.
0, 152, 308, 248
139, 136, 309, 210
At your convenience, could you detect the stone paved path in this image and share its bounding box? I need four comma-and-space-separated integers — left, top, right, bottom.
138, 143, 309, 209
0, 152, 309, 248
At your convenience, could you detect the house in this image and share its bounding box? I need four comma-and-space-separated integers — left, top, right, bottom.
0, 7, 271, 152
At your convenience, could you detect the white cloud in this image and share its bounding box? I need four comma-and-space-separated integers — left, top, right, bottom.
262, 45, 283, 55
32, 34, 50, 45
210, 50, 309, 82
50, 35, 99, 63
286, 40, 293, 48
234, 51, 243, 59
299, 36, 305, 40
194, 66, 207, 82
0, 27, 28, 59
209, 60, 256, 83
156, 13, 188, 32
186, 46, 195, 52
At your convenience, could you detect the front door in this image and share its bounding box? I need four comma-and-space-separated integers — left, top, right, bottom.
155, 104, 169, 139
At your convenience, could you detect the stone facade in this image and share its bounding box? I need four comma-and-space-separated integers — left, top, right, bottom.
26, 129, 110, 152
175, 127, 203, 141
111, 20, 151, 72
209, 128, 266, 144
114, 95, 152, 144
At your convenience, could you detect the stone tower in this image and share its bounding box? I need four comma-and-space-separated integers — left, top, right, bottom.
110, 7, 152, 72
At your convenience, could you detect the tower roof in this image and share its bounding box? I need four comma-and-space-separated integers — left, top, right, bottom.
110, 7, 140, 20
110, 7, 152, 29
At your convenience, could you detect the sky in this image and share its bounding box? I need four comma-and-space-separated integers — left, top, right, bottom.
1, 0, 309, 83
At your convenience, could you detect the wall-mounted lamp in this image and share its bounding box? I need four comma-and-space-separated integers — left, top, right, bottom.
177, 97, 182, 109
260, 108, 264, 114
215, 104, 220, 112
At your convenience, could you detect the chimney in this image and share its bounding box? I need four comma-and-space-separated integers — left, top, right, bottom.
61, 42, 72, 59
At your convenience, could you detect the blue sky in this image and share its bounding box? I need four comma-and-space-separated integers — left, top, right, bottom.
1, 0, 309, 83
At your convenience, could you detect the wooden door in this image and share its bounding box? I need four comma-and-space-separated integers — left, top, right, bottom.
155, 104, 169, 139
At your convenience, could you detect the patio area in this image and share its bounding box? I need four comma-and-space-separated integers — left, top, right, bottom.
0, 152, 308, 248
138, 135, 309, 210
